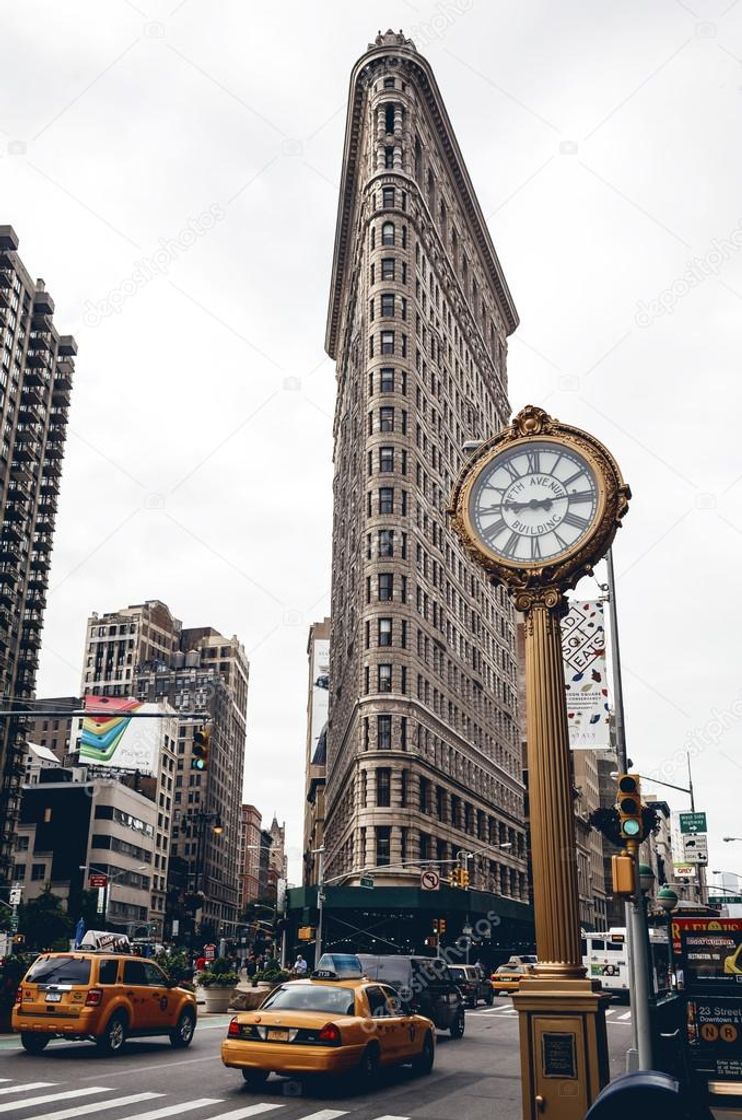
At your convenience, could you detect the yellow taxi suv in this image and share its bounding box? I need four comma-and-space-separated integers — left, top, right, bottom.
222, 954, 435, 1090
12, 951, 197, 1055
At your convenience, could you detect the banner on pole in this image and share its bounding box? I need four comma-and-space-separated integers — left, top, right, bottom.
562, 600, 610, 749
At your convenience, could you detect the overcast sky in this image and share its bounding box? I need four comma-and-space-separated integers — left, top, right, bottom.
3, 0, 739, 886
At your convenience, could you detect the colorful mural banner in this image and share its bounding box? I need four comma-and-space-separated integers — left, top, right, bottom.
562, 600, 610, 749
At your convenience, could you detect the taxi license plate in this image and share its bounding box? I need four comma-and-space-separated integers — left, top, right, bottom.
45, 992, 62, 1003
267, 1029, 289, 1042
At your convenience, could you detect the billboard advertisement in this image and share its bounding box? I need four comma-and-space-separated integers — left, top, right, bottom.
309, 637, 329, 763
562, 600, 610, 749
76, 695, 165, 774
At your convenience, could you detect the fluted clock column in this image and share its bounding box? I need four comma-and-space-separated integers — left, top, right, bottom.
517, 588, 584, 979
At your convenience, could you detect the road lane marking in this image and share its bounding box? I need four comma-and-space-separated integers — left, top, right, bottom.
116, 1100, 224, 1120
25, 1093, 164, 1120
199, 1106, 284, 1119
369, 1115, 410, 1120
297, 1112, 349, 1120
0, 1085, 56, 1096
0, 1088, 112, 1113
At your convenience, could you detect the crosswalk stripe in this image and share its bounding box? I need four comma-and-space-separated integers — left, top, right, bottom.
369, 1115, 410, 1120
116, 1100, 224, 1120
198, 1106, 284, 1119
618, 1012, 632, 1020
0, 1085, 56, 1097
295, 1112, 348, 1120
25, 1092, 164, 1120
0, 1089, 112, 1114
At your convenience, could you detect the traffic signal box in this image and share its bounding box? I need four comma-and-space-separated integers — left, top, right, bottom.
611, 773, 643, 897
616, 773, 642, 840
191, 726, 211, 771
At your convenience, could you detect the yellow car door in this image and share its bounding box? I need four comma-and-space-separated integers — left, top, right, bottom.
364, 985, 403, 1064
121, 959, 151, 1030
379, 984, 415, 1062
141, 962, 174, 1030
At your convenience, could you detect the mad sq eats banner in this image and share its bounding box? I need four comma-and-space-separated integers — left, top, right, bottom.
562, 600, 610, 749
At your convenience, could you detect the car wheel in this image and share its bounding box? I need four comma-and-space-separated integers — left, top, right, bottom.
170, 1007, 196, 1049
20, 1033, 49, 1055
96, 1011, 127, 1055
412, 1031, 434, 1076
359, 1043, 380, 1082
241, 1069, 269, 1090
449, 1008, 465, 1039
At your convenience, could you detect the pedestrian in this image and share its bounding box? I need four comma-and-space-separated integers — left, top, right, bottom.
246, 954, 257, 978
294, 953, 308, 975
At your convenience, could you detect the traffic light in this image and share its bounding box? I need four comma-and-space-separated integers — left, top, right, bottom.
616, 774, 643, 841
448, 868, 460, 887
191, 725, 211, 771
432, 918, 440, 934
460, 868, 470, 889
424, 936, 437, 948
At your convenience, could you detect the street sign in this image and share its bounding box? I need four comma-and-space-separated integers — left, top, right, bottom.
8, 888, 22, 906
675, 863, 697, 878
683, 834, 708, 863
709, 896, 742, 906
420, 868, 440, 891
680, 812, 708, 834
89, 873, 108, 889
359, 875, 374, 889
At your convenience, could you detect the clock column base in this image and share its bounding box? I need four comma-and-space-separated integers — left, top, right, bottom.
513, 978, 610, 1120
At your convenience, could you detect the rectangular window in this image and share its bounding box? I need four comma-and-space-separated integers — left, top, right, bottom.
378, 664, 392, 692
379, 487, 394, 514
376, 768, 391, 807
381, 257, 395, 280
400, 770, 408, 807
378, 618, 392, 646
31, 863, 45, 881
379, 529, 394, 557
378, 714, 392, 749
384, 147, 394, 169
380, 367, 394, 393
381, 331, 394, 354
376, 826, 391, 866
382, 221, 395, 246
379, 406, 394, 432
382, 186, 395, 207
379, 446, 394, 472
378, 573, 393, 600
381, 293, 395, 317
401, 716, 407, 748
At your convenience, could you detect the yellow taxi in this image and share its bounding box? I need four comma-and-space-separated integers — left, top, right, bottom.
222, 954, 435, 1090
12, 950, 197, 1055
491, 962, 533, 995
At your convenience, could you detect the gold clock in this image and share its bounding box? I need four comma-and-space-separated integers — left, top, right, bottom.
450, 406, 630, 594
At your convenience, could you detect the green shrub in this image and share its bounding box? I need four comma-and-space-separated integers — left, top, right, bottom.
199, 970, 238, 988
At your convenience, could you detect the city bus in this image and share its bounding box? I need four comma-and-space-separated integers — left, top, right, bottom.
582, 927, 630, 1001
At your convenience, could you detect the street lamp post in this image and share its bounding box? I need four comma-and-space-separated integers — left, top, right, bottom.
313, 846, 325, 968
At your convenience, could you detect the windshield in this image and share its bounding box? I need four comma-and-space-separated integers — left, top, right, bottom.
449, 968, 466, 982
26, 956, 92, 985
261, 984, 356, 1016
496, 964, 522, 974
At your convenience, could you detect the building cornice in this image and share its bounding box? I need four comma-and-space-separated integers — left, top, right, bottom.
325, 41, 519, 359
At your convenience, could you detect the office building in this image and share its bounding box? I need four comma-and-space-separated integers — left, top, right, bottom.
239, 803, 262, 909
0, 227, 75, 882
302, 619, 330, 886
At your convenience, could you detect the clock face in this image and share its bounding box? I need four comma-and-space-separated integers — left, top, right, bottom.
468, 440, 600, 565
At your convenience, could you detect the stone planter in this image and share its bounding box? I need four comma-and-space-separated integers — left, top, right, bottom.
201, 986, 234, 1014
228, 983, 274, 1012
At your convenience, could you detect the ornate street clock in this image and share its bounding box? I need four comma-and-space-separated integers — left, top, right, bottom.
449, 404, 630, 1120
450, 405, 630, 601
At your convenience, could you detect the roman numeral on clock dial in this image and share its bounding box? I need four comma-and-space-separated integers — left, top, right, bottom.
563, 511, 590, 530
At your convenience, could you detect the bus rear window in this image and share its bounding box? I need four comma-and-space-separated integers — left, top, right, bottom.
607, 940, 625, 953
26, 957, 92, 985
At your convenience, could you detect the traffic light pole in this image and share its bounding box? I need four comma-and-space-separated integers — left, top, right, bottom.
605, 548, 640, 1070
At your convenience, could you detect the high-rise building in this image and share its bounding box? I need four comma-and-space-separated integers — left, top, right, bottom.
239, 803, 262, 908
79, 602, 249, 938
302, 619, 330, 886
323, 33, 528, 908
0, 227, 75, 883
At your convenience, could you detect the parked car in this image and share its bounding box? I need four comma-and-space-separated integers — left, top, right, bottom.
448, 964, 493, 1007
357, 954, 466, 1038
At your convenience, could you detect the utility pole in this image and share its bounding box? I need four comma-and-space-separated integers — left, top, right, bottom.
314, 846, 325, 968
606, 547, 652, 1070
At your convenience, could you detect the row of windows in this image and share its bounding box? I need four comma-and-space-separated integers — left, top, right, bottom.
368, 368, 407, 395
370, 258, 407, 284
364, 616, 407, 650
369, 294, 407, 321
370, 221, 407, 250
368, 406, 407, 434
367, 488, 408, 517
366, 572, 408, 604
368, 445, 407, 475
369, 330, 407, 358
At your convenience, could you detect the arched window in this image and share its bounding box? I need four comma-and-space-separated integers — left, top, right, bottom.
381, 222, 395, 246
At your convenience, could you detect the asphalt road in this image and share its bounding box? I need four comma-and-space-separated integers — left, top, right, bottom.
0, 998, 637, 1120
